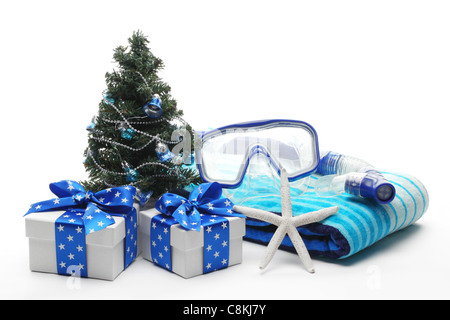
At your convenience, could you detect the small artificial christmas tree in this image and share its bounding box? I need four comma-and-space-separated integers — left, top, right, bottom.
82, 31, 201, 198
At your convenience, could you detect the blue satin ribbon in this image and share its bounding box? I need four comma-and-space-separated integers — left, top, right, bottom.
155, 182, 245, 232
25, 180, 138, 277
151, 182, 245, 275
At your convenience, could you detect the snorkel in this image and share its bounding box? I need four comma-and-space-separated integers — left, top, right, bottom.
315, 151, 396, 204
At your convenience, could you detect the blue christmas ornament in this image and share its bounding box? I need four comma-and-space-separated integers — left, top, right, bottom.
86, 116, 97, 131
138, 190, 154, 207
118, 122, 136, 140
155, 142, 175, 162
126, 168, 139, 182
121, 128, 136, 140
123, 161, 140, 182
104, 92, 115, 104
143, 94, 162, 118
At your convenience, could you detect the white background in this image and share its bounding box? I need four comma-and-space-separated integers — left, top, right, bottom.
1, 0, 449, 300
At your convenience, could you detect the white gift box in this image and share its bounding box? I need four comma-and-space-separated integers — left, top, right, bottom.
139, 207, 246, 279
25, 203, 140, 281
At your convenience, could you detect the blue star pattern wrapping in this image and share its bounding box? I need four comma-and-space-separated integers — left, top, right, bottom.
25, 180, 138, 279
143, 182, 246, 277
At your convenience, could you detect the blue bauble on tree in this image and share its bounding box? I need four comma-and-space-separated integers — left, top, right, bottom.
143, 94, 162, 118
122, 161, 139, 182
118, 122, 136, 140
104, 92, 115, 104
86, 116, 97, 131
155, 142, 174, 162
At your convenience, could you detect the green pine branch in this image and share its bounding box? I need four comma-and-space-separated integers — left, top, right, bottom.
81, 30, 201, 198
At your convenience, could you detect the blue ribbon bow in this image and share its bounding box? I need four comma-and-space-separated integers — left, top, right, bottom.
25, 180, 137, 233
155, 182, 245, 232
25, 180, 138, 277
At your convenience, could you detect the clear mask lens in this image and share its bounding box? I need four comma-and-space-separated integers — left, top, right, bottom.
196, 120, 319, 188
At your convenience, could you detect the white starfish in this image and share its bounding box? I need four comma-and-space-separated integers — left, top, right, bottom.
233, 168, 339, 273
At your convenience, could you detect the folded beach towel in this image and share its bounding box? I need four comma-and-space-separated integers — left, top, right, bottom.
243, 172, 429, 259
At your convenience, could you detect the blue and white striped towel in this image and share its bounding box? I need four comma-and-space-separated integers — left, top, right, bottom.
243, 172, 429, 259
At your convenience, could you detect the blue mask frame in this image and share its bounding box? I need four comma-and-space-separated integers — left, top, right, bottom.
195, 119, 320, 188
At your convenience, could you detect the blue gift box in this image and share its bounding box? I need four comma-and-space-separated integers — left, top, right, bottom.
24, 181, 140, 281
139, 208, 245, 278
138, 183, 246, 278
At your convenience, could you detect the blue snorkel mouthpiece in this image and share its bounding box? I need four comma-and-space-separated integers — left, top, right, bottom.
316, 151, 396, 204
361, 168, 396, 204
344, 169, 396, 204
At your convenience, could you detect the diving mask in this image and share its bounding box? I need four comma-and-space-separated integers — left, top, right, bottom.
195, 119, 320, 189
